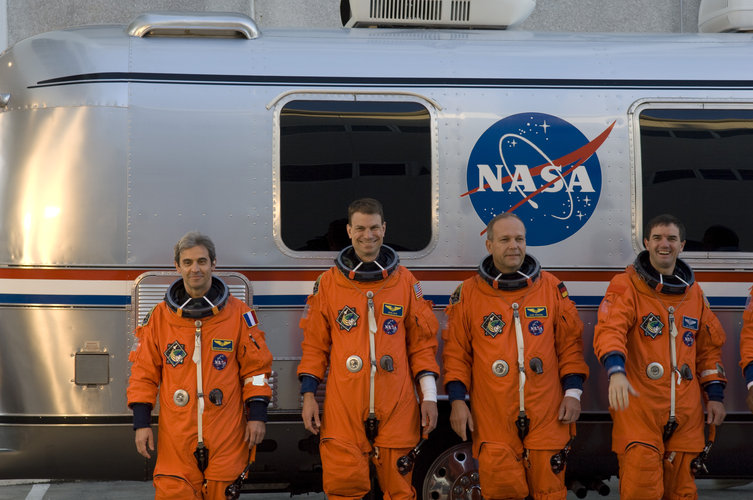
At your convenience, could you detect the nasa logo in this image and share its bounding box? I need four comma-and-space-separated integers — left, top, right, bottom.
683, 331, 694, 347
212, 353, 228, 370
528, 320, 544, 336
383, 318, 398, 335
464, 113, 613, 245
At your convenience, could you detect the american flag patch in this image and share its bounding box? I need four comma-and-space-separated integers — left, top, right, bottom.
243, 310, 259, 328
413, 282, 423, 299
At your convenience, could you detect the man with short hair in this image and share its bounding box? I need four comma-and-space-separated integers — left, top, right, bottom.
443, 213, 588, 500
128, 231, 273, 499
298, 198, 439, 500
593, 214, 727, 500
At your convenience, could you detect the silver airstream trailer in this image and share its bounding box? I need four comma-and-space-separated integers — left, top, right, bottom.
1, 3, 753, 497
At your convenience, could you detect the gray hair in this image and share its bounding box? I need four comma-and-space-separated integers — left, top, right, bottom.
174, 231, 217, 264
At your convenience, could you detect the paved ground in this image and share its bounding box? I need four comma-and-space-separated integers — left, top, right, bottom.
1, 478, 752, 499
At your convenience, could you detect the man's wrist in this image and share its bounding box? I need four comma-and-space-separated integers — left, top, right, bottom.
419, 374, 437, 402
564, 388, 583, 401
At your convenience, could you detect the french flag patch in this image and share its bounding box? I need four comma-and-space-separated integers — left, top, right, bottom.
243, 310, 259, 328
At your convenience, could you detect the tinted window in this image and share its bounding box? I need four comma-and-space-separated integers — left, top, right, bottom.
280, 100, 432, 252
639, 108, 753, 252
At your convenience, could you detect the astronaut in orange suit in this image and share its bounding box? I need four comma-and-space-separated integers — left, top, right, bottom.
443, 213, 588, 500
593, 214, 727, 500
127, 231, 273, 500
297, 198, 439, 500
740, 287, 753, 413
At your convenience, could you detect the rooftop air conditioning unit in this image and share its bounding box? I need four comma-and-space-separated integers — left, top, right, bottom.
342, 0, 536, 29
698, 0, 753, 32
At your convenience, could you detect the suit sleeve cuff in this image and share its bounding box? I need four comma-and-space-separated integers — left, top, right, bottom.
703, 381, 724, 402
299, 374, 319, 394
131, 403, 152, 430
446, 381, 467, 402
561, 374, 584, 391
246, 397, 269, 422
603, 353, 626, 378
744, 362, 753, 386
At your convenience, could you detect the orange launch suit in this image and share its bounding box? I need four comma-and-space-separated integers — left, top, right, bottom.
443, 270, 588, 500
127, 295, 273, 498
593, 265, 726, 500
297, 265, 439, 499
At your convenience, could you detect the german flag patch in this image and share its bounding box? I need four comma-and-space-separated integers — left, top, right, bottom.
557, 282, 569, 299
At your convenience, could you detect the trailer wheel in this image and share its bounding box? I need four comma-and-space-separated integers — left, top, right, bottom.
418, 442, 482, 500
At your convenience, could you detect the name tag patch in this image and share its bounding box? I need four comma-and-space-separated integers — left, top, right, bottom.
682, 316, 699, 330
524, 306, 548, 318
382, 303, 404, 317
212, 339, 234, 352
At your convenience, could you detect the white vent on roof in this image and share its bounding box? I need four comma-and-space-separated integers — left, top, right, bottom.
343, 0, 535, 29
699, 0, 753, 33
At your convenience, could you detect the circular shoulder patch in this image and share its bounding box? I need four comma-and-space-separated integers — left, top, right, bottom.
682, 331, 695, 347
383, 318, 398, 335
212, 353, 228, 370
528, 320, 544, 336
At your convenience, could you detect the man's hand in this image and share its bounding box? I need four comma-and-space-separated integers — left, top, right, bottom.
608, 372, 639, 411
134, 427, 154, 459
747, 386, 753, 414
449, 400, 474, 441
706, 400, 726, 426
245, 420, 266, 448
302, 392, 321, 435
421, 400, 438, 435
558, 396, 581, 424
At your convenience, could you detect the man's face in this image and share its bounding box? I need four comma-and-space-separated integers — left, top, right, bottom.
347, 211, 385, 263
644, 223, 685, 275
175, 245, 215, 298
485, 217, 526, 274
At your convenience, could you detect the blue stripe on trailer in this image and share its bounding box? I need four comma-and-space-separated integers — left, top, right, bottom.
0, 294, 131, 306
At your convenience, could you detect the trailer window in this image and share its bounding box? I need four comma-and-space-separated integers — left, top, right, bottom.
639, 108, 753, 252
279, 100, 432, 252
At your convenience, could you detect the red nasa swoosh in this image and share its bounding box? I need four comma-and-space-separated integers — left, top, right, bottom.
460, 121, 616, 235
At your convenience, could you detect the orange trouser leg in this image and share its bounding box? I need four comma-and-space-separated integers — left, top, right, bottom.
477, 442, 528, 500
618, 443, 664, 500
525, 450, 567, 500
321, 437, 371, 499
662, 452, 698, 500
372, 447, 416, 500
203, 479, 235, 500
154, 474, 202, 500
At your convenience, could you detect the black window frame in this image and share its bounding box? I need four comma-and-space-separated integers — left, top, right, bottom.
273, 93, 438, 259
632, 100, 753, 262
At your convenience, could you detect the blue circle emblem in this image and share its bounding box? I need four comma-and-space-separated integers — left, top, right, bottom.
383, 318, 398, 335
528, 320, 544, 336
683, 331, 694, 347
466, 113, 608, 245
212, 353, 228, 370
